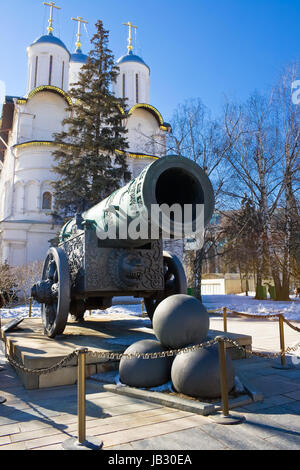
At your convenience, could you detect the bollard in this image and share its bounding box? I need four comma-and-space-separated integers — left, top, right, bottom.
142, 300, 145, 318
62, 348, 103, 450
28, 297, 33, 318
223, 307, 227, 333
272, 314, 293, 369
211, 337, 245, 425
77, 348, 87, 443
218, 337, 229, 416
89, 310, 92, 316
279, 314, 286, 367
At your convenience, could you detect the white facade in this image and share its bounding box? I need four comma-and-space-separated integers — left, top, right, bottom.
0, 31, 170, 266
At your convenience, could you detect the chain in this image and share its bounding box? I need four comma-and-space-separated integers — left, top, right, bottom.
282, 318, 300, 333
220, 308, 300, 332
5, 350, 79, 375
4, 336, 300, 376
87, 338, 220, 361
223, 337, 300, 359
221, 309, 281, 320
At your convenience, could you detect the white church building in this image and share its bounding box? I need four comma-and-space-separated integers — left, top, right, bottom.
0, 11, 171, 267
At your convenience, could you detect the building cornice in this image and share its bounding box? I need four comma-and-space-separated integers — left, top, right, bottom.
13, 141, 160, 159
17, 86, 72, 107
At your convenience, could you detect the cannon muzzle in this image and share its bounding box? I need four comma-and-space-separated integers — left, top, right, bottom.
60, 155, 215, 247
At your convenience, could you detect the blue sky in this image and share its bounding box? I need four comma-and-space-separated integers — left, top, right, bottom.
0, 0, 299, 121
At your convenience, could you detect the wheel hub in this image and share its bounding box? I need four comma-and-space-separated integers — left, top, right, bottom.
31, 280, 56, 304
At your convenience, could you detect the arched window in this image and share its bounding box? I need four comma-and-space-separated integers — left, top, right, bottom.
62, 61, 65, 89
34, 56, 38, 88
122, 73, 126, 99
49, 55, 53, 85
135, 73, 139, 103
42, 192, 52, 210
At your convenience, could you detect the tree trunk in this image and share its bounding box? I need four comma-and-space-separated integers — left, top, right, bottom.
194, 247, 204, 302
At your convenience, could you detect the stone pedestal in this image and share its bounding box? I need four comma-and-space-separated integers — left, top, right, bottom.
0, 315, 251, 390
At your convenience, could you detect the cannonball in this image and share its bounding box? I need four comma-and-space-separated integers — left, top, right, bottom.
119, 339, 172, 388
171, 344, 235, 399
153, 294, 209, 349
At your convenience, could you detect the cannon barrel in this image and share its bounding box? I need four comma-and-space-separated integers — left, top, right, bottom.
60, 155, 215, 247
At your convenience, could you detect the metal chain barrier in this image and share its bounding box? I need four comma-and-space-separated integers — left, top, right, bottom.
220, 307, 282, 320
1, 302, 299, 446
220, 306, 300, 324
2, 334, 300, 447
220, 307, 300, 366
4, 336, 300, 376
5, 349, 79, 375
282, 317, 300, 333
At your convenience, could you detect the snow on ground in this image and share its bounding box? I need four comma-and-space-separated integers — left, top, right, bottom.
1, 294, 300, 322
202, 294, 300, 321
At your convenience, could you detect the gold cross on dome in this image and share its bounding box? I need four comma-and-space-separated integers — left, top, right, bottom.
43, 2, 61, 35
72, 16, 88, 50
122, 21, 138, 53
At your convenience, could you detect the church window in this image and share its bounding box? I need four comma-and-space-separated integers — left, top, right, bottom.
62, 61, 65, 89
136, 74, 139, 103
42, 192, 52, 210
49, 55, 53, 85
122, 74, 126, 99
34, 56, 39, 88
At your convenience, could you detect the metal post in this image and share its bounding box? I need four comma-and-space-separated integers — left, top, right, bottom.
28, 297, 33, 318
77, 348, 87, 444
142, 300, 145, 318
211, 336, 245, 425
89, 310, 92, 316
279, 314, 286, 367
272, 314, 294, 370
62, 348, 103, 450
218, 337, 229, 416
223, 307, 227, 333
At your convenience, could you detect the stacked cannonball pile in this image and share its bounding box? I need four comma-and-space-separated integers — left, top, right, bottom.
119, 294, 235, 399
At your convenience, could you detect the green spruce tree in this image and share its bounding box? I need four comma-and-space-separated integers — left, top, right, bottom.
52, 20, 130, 223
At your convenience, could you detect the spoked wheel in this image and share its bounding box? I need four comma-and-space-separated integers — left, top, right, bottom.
144, 251, 187, 321
31, 247, 70, 338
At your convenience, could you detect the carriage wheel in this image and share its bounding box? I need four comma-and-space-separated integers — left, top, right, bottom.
144, 251, 187, 321
32, 247, 70, 338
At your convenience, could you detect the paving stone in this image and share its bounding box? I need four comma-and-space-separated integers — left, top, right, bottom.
0, 423, 20, 436
269, 369, 300, 380
24, 432, 68, 450
88, 411, 193, 442
0, 435, 11, 445
265, 433, 300, 450
234, 406, 300, 437
199, 422, 280, 450
96, 416, 207, 448
239, 375, 300, 398
0, 441, 27, 450
1, 316, 300, 451
283, 390, 300, 401
132, 427, 228, 450
105, 443, 134, 450
241, 395, 296, 412
277, 401, 300, 415
33, 443, 64, 451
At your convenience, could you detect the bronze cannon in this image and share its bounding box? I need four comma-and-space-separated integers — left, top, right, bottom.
31, 155, 214, 337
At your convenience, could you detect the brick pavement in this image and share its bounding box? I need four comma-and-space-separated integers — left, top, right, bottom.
0, 315, 300, 450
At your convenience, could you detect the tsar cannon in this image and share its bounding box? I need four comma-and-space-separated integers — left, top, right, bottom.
31, 155, 215, 337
